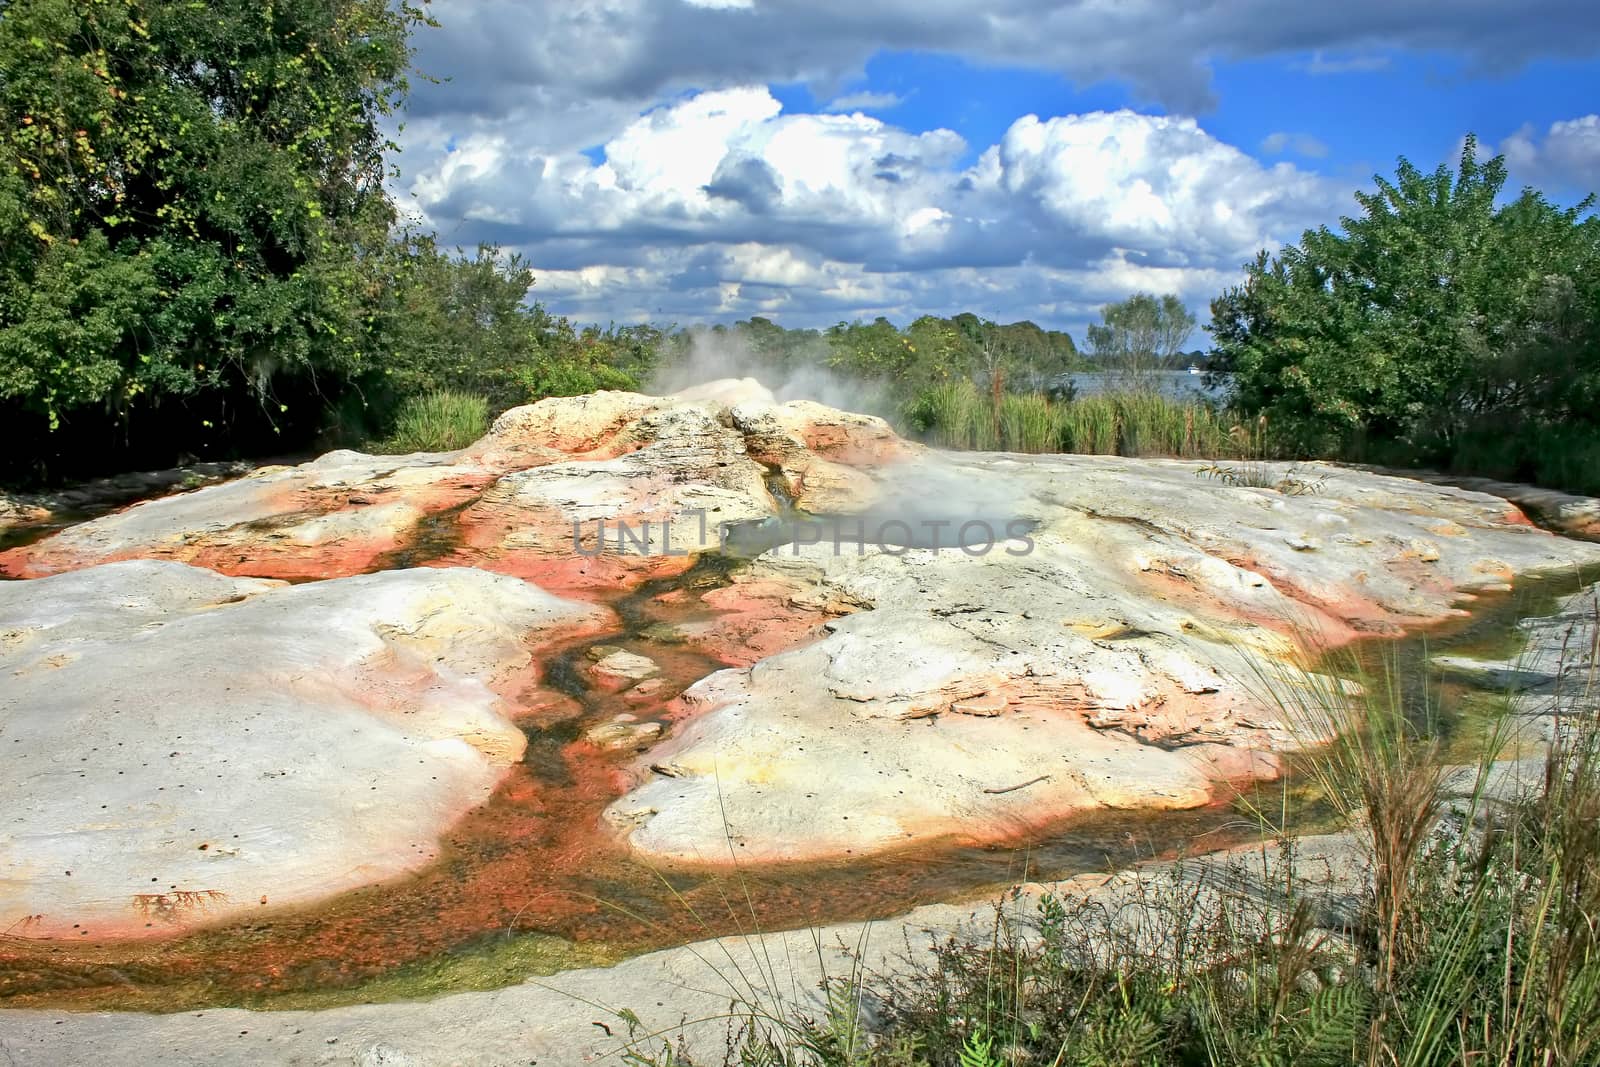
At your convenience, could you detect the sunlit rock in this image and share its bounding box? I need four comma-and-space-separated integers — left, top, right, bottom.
4, 390, 1599, 878
0, 560, 608, 938
0, 450, 493, 580
0, 388, 911, 590
605, 451, 1600, 865
0, 492, 48, 528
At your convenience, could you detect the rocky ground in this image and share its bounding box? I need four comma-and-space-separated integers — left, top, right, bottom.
0, 562, 609, 940
2, 382, 1599, 1061
0, 460, 263, 535
0, 831, 1370, 1066
1434, 580, 1599, 737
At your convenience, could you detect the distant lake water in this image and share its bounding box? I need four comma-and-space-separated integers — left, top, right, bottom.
1060, 370, 1233, 403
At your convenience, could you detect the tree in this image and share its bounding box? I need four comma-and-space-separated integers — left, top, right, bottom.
0, 0, 427, 475
1085, 293, 1195, 390
982, 318, 1078, 392
360, 236, 543, 413
825, 316, 916, 383
1209, 137, 1600, 462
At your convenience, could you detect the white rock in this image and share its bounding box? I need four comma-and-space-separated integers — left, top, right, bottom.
590, 649, 661, 684
0, 560, 606, 938
604, 451, 1600, 865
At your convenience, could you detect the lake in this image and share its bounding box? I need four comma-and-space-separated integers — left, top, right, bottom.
1058, 369, 1233, 402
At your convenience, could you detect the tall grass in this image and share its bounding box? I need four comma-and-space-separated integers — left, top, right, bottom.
905, 381, 1235, 458
375, 390, 490, 453
996, 392, 1054, 453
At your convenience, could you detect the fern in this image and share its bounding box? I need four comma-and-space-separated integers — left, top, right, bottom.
818, 977, 870, 1066
1288, 980, 1367, 1064
736, 1037, 781, 1067
958, 1028, 1004, 1067
1070, 1006, 1164, 1067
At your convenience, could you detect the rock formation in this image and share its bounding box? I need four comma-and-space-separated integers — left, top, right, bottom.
0, 561, 607, 938
2, 383, 1598, 946
605, 452, 1600, 863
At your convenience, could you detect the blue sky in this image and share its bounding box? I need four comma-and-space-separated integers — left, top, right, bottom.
395, 1, 1600, 340
773, 48, 1600, 194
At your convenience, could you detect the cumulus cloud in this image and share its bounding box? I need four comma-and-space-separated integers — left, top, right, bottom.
404, 88, 974, 267
1495, 116, 1600, 194
399, 86, 1346, 328
977, 111, 1337, 265
386, 1, 1599, 329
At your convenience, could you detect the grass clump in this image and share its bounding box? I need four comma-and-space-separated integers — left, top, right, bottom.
376, 389, 490, 453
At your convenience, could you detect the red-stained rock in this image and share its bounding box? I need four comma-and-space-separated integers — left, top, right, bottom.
603, 452, 1600, 867
10, 387, 1600, 906
0, 561, 609, 940
0, 454, 494, 581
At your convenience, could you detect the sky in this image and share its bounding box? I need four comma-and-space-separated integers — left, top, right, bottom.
391, 1, 1600, 341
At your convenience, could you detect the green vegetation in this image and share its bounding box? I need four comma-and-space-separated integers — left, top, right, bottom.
0, 0, 652, 483
375, 390, 489, 454
1084, 291, 1198, 392
904, 379, 1232, 457
2, 4, 1594, 500
1211, 137, 1600, 493
619, 639, 1600, 1066
0, 0, 425, 477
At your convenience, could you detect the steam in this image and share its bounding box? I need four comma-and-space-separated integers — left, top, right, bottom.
644, 327, 1040, 555
645, 327, 893, 416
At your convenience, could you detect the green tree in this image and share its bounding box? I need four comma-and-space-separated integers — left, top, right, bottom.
825, 316, 915, 383
1085, 293, 1195, 390
0, 0, 427, 474
1209, 137, 1600, 462
976, 317, 1078, 393
363, 235, 544, 412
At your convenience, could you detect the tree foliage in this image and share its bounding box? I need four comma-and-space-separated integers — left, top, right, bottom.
0, 0, 424, 405
1084, 292, 1197, 390
1210, 138, 1600, 472
823, 312, 1078, 395
0, 0, 425, 474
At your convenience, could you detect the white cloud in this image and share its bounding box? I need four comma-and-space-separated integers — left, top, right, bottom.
385, 0, 1600, 330
401, 88, 1344, 331
979, 111, 1337, 265
1495, 115, 1600, 194
1298, 52, 1392, 75
404, 88, 973, 258
823, 90, 908, 113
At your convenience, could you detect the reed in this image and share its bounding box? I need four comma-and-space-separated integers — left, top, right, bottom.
906, 385, 1239, 459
